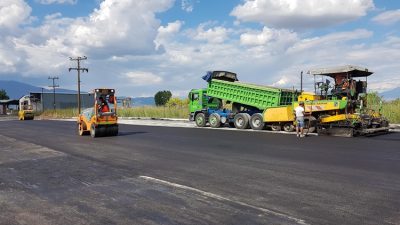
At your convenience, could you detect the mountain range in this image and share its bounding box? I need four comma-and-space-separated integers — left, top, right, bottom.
1, 80, 397, 103
380, 87, 400, 100
0, 80, 155, 106
0, 80, 77, 99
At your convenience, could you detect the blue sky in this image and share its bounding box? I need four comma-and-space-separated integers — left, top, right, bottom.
1, 0, 400, 97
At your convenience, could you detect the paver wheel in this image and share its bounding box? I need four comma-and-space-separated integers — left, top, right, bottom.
283, 123, 295, 132
271, 123, 281, 131
234, 113, 250, 129
250, 113, 265, 130
304, 116, 317, 133
209, 113, 221, 128
195, 113, 206, 127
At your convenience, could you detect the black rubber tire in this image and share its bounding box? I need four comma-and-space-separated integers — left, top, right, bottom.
195, 113, 207, 127
250, 113, 265, 130
108, 126, 118, 136
271, 123, 282, 131
209, 113, 221, 128
98, 127, 106, 137
113, 126, 119, 136
283, 123, 295, 132
304, 116, 317, 133
90, 124, 97, 138
234, 113, 250, 129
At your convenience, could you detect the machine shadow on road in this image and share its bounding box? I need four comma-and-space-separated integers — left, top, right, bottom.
117, 131, 148, 137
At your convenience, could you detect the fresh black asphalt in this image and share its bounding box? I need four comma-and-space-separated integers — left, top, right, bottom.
0, 120, 399, 225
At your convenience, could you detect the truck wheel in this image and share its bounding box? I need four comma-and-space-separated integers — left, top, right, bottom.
283, 123, 295, 132
234, 113, 250, 129
209, 113, 221, 128
90, 124, 97, 138
250, 113, 265, 130
271, 123, 281, 131
195, 113, 207, 127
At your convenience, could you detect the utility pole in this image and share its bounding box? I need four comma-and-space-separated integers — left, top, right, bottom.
69, 56, 88, 114
48, 76, 59, 110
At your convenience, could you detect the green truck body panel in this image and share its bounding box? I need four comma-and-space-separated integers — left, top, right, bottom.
206, 79, 297, 110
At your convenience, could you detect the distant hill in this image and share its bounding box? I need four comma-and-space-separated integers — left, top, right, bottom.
0, 80, 77, 99
381, 87, 400, 101
132, 97, 154, 106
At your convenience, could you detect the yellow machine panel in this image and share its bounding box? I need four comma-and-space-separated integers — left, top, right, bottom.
293, 101, 341, 113
320, 114, 359, 123
263, 106, 294, 122
298, 92, 320, 101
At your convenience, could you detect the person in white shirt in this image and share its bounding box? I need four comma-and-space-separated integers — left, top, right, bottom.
294, 102, 305, 137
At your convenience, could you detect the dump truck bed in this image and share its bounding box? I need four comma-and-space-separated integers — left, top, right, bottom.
207, 79, 296, 110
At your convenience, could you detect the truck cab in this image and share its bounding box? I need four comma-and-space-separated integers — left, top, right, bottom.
189, 88, 224, 121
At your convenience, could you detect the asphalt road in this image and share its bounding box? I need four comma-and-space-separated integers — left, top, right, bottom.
0, 120, 399, 225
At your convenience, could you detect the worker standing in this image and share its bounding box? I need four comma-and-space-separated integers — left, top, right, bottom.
295, 102, 305, 137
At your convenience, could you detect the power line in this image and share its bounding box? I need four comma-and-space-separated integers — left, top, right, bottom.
69, 56, 88, 114
48, 76, 59, 111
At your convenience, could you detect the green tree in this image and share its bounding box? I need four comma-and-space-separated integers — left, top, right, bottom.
0, 89, 9, 100
154, 90, 172, 106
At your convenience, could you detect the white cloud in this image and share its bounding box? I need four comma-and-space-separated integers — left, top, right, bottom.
64, 0, 174, 56
240, 26, 297, 46
2, 0, 175, 77
181, 0, 196, 12
231, 0, 374, 28
193, 24, 228, 43
155, 20, 184, 50
271, 76, 289, 86
288, 29, 373, 53
37, 0, 77, 4
0, 0, 32, 29
124, 71, 163, 86
0, 0, 399, 97
372, 9, 400, 25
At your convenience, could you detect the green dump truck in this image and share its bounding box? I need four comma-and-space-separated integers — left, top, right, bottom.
189, 71, 298, 130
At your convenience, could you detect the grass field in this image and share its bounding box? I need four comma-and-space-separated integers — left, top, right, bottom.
39, 94, 400, 123
40, 106, 189, 119
118, 106, 188, 119
367, 93, 400, 124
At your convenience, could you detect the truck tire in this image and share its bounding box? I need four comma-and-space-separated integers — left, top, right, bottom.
195, 113, 207, 127
234, 113, 250, 129
209, 113, 221, 128
250, 113, 265, 130
283, 123, 295, 132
